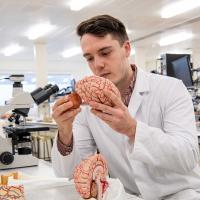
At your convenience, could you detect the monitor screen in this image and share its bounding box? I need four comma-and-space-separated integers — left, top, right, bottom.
171, 56, 193, 87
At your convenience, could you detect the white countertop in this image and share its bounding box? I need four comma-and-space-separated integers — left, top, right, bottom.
0, 159, 56, 177
26, 121, 57, 129
0, 159, 141, 200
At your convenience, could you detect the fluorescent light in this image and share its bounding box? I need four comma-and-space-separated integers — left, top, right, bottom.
25, 22, 57, 40
62, 47, 82, 58
126, 29, 133, 35
159, 32, 193, 46
130, 47, 135, 56
68, 0, 97, 11
0, 44, 24, 56
161, 0, 200, 18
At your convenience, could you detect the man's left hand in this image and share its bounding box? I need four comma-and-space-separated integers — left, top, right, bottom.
89, 90, 136, 141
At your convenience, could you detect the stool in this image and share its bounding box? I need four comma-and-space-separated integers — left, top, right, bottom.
37, 135, 53, 161
31, 135, 38, 157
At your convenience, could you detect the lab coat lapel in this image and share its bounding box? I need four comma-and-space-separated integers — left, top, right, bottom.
129, 91, 143, 117
128, 67, 150, 117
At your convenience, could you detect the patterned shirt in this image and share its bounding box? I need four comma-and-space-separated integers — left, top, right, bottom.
122, 64, 137, 106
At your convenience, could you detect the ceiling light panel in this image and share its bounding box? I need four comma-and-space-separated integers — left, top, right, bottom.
126, 29, 133, 35
25, 22, 57, 40
67, 0, 98, 11
0, 44, 24, 56
62, 47, 82, 58
159, 32, 193, 46
161, 0, 200, 18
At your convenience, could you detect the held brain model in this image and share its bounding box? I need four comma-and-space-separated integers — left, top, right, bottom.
75, 75, 120, 106
73, 154, 109, 200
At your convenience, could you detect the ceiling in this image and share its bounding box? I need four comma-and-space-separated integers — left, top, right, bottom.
0, 0, 200, 63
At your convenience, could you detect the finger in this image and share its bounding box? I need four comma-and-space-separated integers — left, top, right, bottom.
53, 101, 73, 117
53, 108, 80, 124
91, 109, 113, 122
103, 90, 123, 107
52, 96, 69, 111
89, 101, 115, 114
60, 108, 81, 122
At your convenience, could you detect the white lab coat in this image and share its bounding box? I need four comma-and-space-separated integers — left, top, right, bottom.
51, 67, 200, 200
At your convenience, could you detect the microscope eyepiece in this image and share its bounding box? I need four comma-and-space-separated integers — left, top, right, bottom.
49, 85, 59, 93
31, 84, 59, 105
43, 84, 53, 90
31, 87, 43, 96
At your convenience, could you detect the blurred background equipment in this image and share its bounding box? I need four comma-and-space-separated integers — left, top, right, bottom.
55, 78, 76, 97
160, 53, 196, 90
8, 74, 25, 97
0, 76, 59, 169
160, 53, 200, 129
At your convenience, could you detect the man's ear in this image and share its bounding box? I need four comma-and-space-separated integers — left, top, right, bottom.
123, 41, 131, 57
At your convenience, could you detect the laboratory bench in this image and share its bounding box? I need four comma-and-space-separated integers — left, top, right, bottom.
26, 120, 57, 130
0, 159, 141, 200
0, 159, 55, 177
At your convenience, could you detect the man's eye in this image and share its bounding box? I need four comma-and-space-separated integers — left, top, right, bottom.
102, 51, 111, 56
86, 57, 93, 62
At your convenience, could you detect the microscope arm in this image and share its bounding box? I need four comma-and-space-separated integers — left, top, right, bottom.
0, 92, 34, 117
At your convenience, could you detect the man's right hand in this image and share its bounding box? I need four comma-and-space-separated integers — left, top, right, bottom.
52, 95, 81, 145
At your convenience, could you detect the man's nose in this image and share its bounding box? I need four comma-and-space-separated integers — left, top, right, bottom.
94, 56, 105, 69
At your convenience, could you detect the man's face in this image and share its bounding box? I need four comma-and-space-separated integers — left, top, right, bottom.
80, 33, 131, 86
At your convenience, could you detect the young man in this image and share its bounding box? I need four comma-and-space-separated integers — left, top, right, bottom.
51, 15, 200, 200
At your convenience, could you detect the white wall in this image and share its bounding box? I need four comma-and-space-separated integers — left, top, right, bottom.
0, 47, 197, 79
0, 59, 92, 80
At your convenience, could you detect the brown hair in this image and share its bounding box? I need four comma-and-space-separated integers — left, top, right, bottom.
76, 15, 129, 46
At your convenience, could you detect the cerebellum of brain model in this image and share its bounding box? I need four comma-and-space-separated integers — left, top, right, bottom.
73, 154, 109, 199
75, 76, 120, 106
68, 92, 82, 109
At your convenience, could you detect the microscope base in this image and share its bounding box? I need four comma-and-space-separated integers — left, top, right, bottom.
0, 154, 38, 170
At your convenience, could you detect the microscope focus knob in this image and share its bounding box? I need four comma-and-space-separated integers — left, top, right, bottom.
0, 151, 14, 165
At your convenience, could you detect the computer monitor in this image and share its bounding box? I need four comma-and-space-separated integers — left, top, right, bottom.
161, 53, 191, 76
171, 56, 193, 87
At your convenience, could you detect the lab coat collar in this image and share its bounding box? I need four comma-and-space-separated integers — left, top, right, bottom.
134, 66, 150, 94
128, 67, 150, 116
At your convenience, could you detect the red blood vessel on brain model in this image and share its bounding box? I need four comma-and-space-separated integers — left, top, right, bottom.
75, 75, 120, 106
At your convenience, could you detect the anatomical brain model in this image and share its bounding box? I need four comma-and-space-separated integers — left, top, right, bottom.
0, 185, 24, 200
0, 172, 24, 200
73, 154, 109, 200
75, 75, 120, 106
